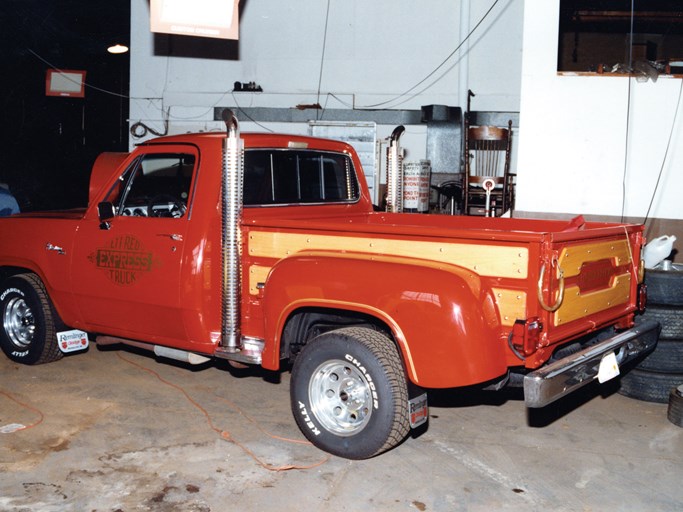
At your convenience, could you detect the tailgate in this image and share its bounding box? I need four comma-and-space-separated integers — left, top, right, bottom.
537, 226, 643, 344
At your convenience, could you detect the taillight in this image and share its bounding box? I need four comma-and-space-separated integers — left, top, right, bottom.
637, 283, 647, 312
510, 317, 543, 357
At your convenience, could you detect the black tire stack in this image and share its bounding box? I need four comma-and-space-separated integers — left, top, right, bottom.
618, 264, 683, 417
668, 385, 683, 427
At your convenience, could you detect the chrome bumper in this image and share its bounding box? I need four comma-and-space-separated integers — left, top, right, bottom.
524, 320, 660, 408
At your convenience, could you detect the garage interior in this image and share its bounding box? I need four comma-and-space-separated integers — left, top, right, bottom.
1, 1, 682, 511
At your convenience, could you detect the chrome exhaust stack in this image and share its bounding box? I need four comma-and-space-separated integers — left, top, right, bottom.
386, 125, 405, 213
220, 109, 244, 353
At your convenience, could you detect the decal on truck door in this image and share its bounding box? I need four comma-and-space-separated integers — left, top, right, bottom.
87, 235, 158, 286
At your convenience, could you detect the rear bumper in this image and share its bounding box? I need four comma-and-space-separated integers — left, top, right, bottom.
524, 320, 660, 408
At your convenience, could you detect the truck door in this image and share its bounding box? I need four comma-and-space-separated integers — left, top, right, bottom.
71, 145, 198, 343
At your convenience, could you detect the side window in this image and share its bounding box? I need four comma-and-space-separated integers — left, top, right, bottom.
244, 150, 358, 206
104, 153, 196, 218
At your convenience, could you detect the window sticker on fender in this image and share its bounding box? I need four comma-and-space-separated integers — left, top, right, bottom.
57, 329, 89, 353
87, 235, 159, 286
409, 393, 428, 428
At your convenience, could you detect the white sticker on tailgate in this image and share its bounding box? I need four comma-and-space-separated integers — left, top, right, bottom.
597, 351, 620, 383
57, 329, 89, 353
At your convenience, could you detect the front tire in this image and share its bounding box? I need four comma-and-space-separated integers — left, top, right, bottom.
0, 274, 63, 365
290, 327, 410, 459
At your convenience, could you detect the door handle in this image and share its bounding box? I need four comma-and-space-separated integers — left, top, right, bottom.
159, 234, 183, 241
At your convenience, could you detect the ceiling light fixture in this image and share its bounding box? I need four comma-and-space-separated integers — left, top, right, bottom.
107, 44, 129, 54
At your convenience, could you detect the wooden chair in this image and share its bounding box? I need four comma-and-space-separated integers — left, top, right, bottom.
463, 119, 513, 216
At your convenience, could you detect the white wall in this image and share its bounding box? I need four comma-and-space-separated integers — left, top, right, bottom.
517, 0, 683, 220
129, 0, 524, 160
465, 0, 524, 112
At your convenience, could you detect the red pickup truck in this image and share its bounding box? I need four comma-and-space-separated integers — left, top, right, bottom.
0, 117, 658, 459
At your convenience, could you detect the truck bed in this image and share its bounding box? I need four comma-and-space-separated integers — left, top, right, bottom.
245, 210, 644, 370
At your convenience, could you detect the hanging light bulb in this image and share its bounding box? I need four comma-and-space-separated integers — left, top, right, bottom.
107, 44, 129, 54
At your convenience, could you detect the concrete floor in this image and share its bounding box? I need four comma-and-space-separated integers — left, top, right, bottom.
1, 344, 681, 512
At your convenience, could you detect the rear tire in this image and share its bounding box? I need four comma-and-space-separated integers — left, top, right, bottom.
0, 274, 63, 365
290, 327, 410, 459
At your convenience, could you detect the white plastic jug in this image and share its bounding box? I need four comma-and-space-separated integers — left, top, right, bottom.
643, 235, 677, 269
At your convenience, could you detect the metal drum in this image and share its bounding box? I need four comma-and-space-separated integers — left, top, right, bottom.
403, 160, 431, 213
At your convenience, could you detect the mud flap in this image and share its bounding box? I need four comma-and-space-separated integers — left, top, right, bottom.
57, 329, 89, 353
408, 381, 428, 429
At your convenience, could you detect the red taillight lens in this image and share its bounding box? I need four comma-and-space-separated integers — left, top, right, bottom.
511, 317, 543, 357
637, 283, 647, 312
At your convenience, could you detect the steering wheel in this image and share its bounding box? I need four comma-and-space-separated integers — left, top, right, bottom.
147, 194, 186, 218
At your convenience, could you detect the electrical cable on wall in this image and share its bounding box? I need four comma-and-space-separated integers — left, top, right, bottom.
230, 92, 274, 133
643, 79, 683, 235
129, 108, 169, 139
619, 0, 681, 230
316, 0, 332, 120
354, 0, 502, 110
29, 47, 231, 135
28, 49, 128, 99
29, 47, 166, 136
620, 0, 635, 223
29, 2, 504, 132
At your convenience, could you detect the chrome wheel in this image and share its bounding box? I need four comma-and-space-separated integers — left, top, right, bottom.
291, 327, 409, 459
3, 296, 35, 349
309, 359, 372, 436
0, 274, 63, 365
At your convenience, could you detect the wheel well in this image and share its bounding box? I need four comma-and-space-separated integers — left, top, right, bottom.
280, 307, 393, 363
0, 266, 34, 283
0, 268, 67, 329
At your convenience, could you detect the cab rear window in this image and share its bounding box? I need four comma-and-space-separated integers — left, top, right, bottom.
243, 150, 359, 206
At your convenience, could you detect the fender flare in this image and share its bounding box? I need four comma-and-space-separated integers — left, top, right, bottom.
260, 250, 508, 388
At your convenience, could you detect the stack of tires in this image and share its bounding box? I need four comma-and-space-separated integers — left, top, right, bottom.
618, 263, 683, 418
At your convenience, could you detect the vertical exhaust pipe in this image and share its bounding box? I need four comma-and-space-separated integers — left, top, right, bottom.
220, 109, 243, 352
386, 125, 405, 213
